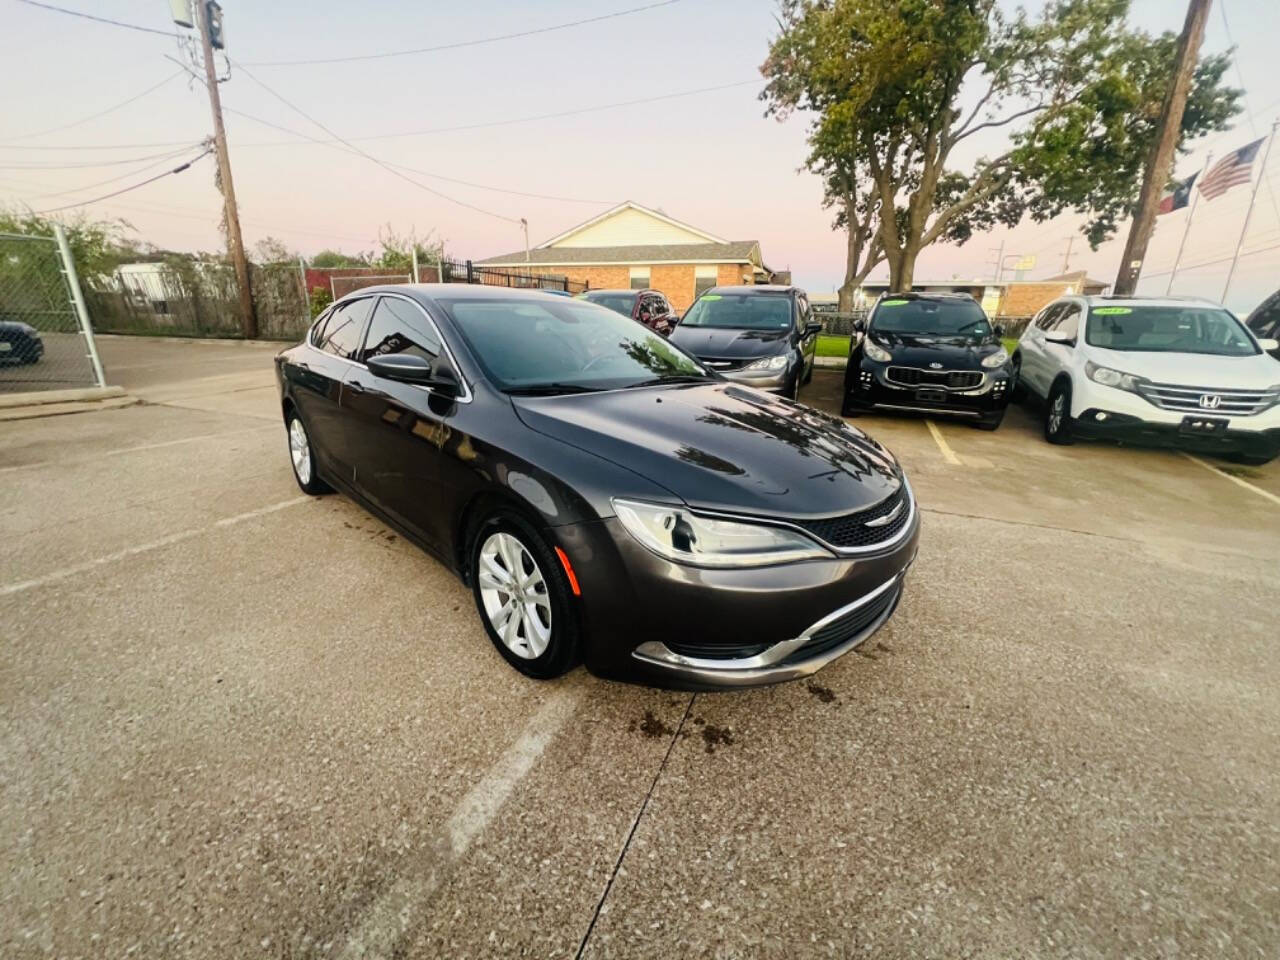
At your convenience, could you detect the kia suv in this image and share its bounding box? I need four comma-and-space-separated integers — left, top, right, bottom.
1013, 296, 1280, 464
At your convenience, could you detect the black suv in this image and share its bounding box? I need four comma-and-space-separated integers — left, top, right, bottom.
842, 293, 1014, 429
668, 285, 822, 399
1246, 288, 1280, 359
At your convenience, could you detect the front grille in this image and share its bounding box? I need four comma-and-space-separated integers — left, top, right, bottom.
782, 580, 901, 664
1136, 381, 1274, 416
790, 484, 911, 550
701, 356, 750, 372
886, 367, 983, 390
664, 638, 772, 661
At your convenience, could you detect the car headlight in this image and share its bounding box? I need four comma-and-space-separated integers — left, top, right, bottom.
980, 347, 1009, 369
1085, 361, 1145, 392
612, 498, 830, 567
743, 354, 788, 372
863, 340, 892, 363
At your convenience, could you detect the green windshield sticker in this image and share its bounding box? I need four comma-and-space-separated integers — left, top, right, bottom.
1093, 307, 1132, 315
881, 299, 909, 306
701, 294, 722, 301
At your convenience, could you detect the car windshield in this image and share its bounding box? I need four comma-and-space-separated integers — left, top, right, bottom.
679, 293, 793, 330
871, 298, 990, 337
580, 292, 636, 317
440, 296, 710, 393
1086, 305, 1258, 356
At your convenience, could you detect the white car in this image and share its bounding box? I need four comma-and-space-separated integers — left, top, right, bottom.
1013, 296, 1280, 465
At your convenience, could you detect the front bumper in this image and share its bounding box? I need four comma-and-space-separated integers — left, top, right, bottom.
555, 493, 920, 690
844, 360, 1010, 417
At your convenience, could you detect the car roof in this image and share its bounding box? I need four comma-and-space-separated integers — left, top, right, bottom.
581, 289, 641, 296
876, 291, 976, 302
1076, 294, 1224, 308
705, 284, 799, 295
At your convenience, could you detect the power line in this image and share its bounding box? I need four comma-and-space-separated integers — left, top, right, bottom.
240, 0, 683, 66
1140, 240, 1280, 278
18, 147, 205, 200
1, 72, 184, 144
32, 148, 213, 214
0, 145, 206, 170
15, 0, 177, 37
0, 139, 202, 151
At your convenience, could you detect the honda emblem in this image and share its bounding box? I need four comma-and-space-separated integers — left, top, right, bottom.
1198, 394, 1221, 409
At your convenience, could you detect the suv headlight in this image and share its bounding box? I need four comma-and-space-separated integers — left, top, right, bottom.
744, 354, 788, 372
1085, 361, 1145, 392
612, 499, 830, 567
981, 347, 1009, 369
863, 340, 892, 363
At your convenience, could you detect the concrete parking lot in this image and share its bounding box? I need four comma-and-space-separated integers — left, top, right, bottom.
3, 337, 1278, 958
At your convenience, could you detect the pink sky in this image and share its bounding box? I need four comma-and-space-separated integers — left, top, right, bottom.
2, 0, 1278, 313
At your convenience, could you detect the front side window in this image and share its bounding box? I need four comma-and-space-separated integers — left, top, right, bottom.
870, 298, 990, 338
583, 292, 637, 317
360, 297, 442, 365
1086, 305, 1259, 356
440, 297, 707, 392
1054, 306, 1081, 339
1037, 303, 1065, 330
678, 293, 792, 331
319, 297, 374, 359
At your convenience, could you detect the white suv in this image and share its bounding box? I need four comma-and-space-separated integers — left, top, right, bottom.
1013, 296, 1280, 464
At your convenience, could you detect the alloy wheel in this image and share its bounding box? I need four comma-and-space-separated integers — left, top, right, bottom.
1048, 393, 1064, 435
288, 417, 312, 485
477, 532, 552, 660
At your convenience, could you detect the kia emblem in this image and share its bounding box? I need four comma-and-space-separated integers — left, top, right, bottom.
928, 362, 943, 369
1198, 394, 1221, 409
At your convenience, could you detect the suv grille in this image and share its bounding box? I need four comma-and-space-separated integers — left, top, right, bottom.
791, 484, 911, 550
1135, 381, 1275, 416
886, 367, 983, 390
782, 579, 902, 664
701, 357, 750, 372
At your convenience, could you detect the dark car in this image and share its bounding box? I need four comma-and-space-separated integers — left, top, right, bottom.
0, 320, 44, 365
1246, 288, 1280, 359
667, 285, 822, 400
276, 286, 918, 689
842, 293, 1013, 429
576, 288, 676, 335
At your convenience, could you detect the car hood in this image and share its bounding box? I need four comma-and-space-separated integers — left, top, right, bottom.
669, 326, 790, 360
1084, 347, 1280, 387
512, 383, 901, 518
869, 331, 1001, 370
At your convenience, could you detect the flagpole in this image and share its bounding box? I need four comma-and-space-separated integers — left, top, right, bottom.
1222, 119, 1278, 304
1165, 152, 1212, 295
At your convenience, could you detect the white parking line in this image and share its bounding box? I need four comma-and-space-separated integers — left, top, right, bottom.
339, 690, 579, 959
925, 419, 962, 466
0, 497, 309, 598
0, 425, 277, 474
1181, 452, 1280, 507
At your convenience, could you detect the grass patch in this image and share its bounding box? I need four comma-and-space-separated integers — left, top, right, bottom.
1002, 337, 1018, 355
817, 334, 850, 358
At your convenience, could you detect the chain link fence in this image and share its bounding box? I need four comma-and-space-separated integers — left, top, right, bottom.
0, 231, 105, 394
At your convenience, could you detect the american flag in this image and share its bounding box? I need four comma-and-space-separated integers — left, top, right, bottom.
1198, 138, 1265, 200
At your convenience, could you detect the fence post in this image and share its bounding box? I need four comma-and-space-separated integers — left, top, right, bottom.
411, 246, 419, 284
53, 223, 106, 388
466, 260, 474, 284
298, 256, 310, 318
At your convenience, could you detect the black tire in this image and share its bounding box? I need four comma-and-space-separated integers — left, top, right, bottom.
285, 410, 331, 495
1008, 357, 1025, 402
1222, 451, 1277, 466
469, 510, 580, 680
840, 398, 861, 417
974, 408, 1005, 431
802, 357, 814, 384
1044, 380, 1075, 445
788, 372, 801, 401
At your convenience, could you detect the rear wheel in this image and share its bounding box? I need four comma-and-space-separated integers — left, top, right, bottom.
1044, 381, 1074, 445
470, 511, 580, 679
285, 412, 330, 495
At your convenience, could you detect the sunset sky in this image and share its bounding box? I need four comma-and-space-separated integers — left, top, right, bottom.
3, 0, 1278, 313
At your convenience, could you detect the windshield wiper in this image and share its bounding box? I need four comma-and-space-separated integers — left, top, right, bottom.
626, 374, 716, 388
505, 383, 602, 396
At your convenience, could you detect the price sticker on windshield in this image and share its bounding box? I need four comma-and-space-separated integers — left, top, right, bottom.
701, 295, 722, 301
1093, 307, 1132, 315
881, 299, 909, 306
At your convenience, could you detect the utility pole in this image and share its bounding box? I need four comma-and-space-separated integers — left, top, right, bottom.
1061, 236, 1074, 275
1113, 0, 1212, 296
197, 1, 256, 337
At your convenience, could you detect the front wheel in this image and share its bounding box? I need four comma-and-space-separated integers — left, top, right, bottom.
470, 511, 580, 679
974, 408, 1005, 431
1044, 381, 1075, 445
1223, 451, 1277, 466
1008, 358, 1025, 402
285, 412, 330, 495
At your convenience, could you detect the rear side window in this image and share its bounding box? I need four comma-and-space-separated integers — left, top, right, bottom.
360, 296, 442, 365
320, 297, 374, 359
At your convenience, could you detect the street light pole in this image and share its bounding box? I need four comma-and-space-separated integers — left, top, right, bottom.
197, 0, 256, 337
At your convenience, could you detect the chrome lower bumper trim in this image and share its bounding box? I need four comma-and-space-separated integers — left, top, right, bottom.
868, 402, 983, 417
630, 570, 907, 687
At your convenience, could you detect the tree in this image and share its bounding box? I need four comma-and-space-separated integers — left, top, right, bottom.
252, 236, 296, 263
373, 224, 444, 274
309, 248, 370, 268
0, 209, 145, 277
761, 0, 1241, 294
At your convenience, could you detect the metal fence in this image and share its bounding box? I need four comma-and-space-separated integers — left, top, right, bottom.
0, 230, 105, 394
816, 310, 869, 336
439, 258, 588, 294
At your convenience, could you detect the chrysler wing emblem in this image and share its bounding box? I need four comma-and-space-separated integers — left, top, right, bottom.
1198, 394, 1221, 409
865, 501, 904, 527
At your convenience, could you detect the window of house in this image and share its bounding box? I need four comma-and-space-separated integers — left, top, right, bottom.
694, 266, 717, 298
629, 266, 650, 290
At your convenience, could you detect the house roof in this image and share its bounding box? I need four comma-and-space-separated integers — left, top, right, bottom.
1044, 270, 1109, 288
537, 201, 728, 247
477, 240, 762, 267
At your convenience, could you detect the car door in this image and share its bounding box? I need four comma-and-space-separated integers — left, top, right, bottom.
288, 296, 375, 483
338, 294, 455, 549
1020, 302, 1063, 397
1041, 302, 1082, 389
796, 293, 818, 372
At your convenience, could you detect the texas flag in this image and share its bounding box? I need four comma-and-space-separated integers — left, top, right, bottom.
1157, 171, 1198, 215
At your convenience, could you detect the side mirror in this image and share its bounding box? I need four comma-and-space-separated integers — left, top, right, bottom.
852, 319, 867, 335
993, 323, 1005, 337
1257, 337, 1279, 352
804, 322, 823, 337
1044, 329, 1075, 346
367, 353, 460, 394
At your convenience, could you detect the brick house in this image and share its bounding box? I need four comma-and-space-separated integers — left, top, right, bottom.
476, 201, 773, 313
997, 271, 1110, 317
